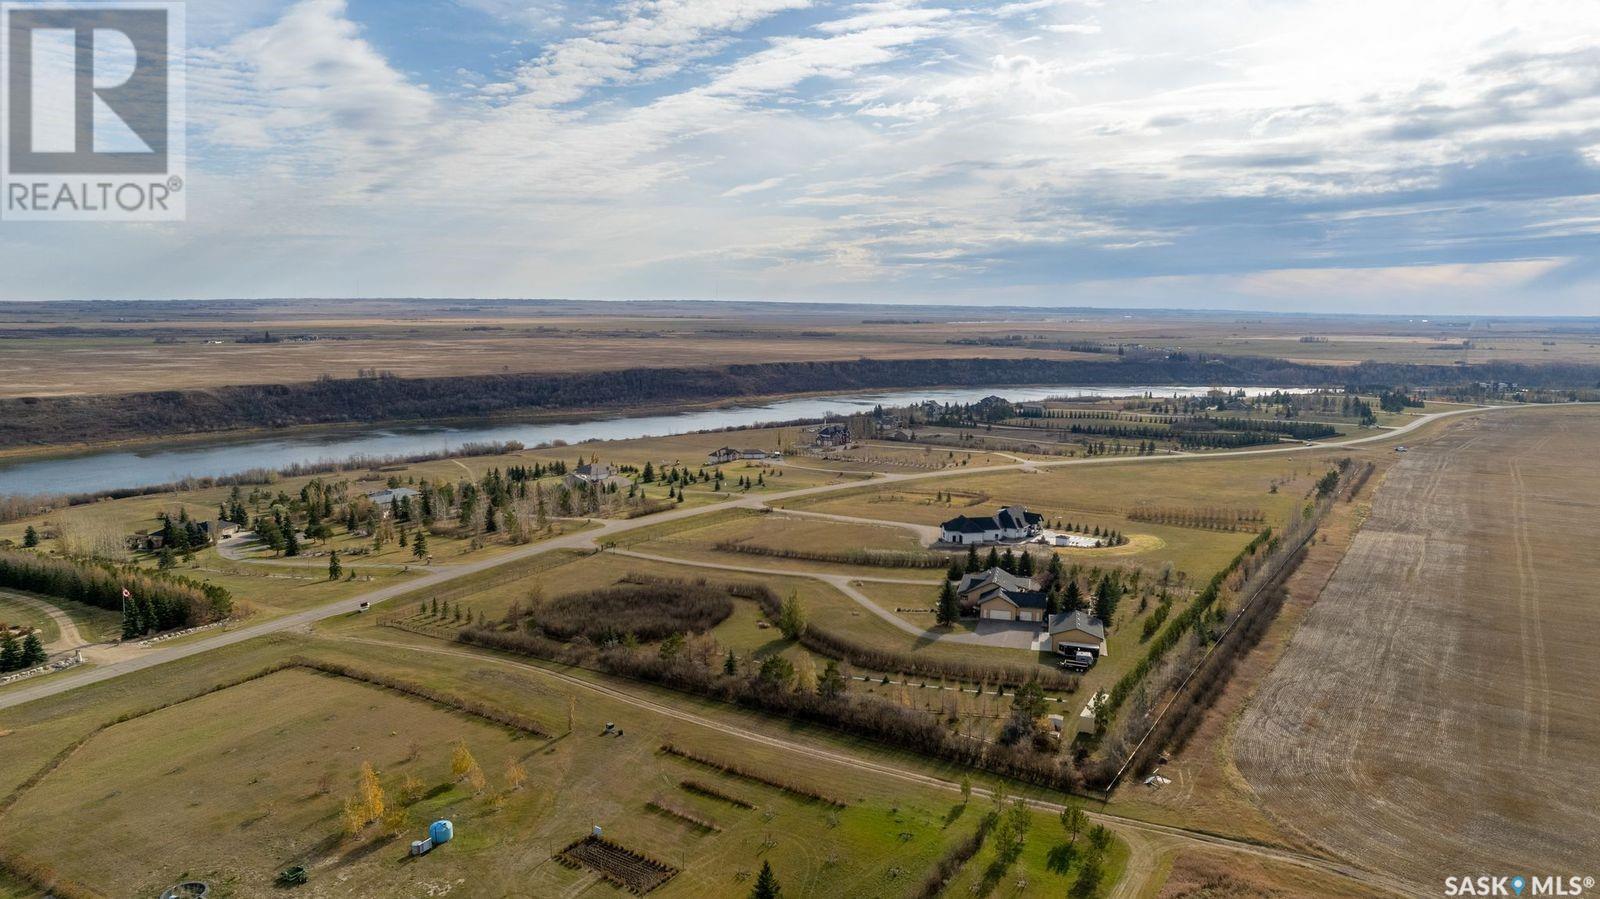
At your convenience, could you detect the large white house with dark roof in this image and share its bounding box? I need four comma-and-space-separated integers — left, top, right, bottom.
939, 506, 1043, 544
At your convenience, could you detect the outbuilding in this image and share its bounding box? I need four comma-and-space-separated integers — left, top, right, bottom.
1047, 610, 1107, 658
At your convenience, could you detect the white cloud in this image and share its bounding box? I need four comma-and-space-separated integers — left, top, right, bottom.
195, 0, 434, 175
8, 0, 1600, 311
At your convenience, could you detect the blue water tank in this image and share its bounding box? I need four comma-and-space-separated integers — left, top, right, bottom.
430, 820, 454, 844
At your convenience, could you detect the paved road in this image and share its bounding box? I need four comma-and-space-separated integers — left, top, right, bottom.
0, 403, 1500, 713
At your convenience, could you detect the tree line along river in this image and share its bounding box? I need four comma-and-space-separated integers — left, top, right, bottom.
0, 384, 1301, 498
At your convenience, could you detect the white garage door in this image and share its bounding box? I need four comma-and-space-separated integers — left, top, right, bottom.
987, 610, 1014, 621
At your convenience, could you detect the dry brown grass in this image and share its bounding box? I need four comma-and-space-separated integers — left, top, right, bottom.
0, 322, 1099, 398
1155, 846, 1399, 898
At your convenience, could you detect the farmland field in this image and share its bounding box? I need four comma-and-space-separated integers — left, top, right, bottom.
1233, 406, 1600, 890
3, 301, 1598, 399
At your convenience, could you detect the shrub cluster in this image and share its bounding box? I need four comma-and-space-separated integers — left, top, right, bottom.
659, 743, 847, 807
292, 657, 549, 737
912, 812, 997, 899
528, 581, 733, 644
645, 798, 721, 832
679, 780, 754, 809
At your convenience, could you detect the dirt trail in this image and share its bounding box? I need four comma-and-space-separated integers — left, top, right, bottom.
0, 590, 88, 651
1234, 407, 1600, 892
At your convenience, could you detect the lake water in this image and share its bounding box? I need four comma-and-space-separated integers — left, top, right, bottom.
0, 384, 1296, 497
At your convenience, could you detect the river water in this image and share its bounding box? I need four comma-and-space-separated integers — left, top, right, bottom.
0, 384, 1296, 497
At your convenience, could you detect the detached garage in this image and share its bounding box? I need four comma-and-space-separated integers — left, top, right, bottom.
1048, 610, 1108, 657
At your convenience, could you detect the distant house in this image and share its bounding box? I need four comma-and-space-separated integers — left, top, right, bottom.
366, 487, 419, 519
955, 568, 1037, 611
126, 532, 164, 553
814, 423, 851, 447
566, 463, 629, 490
706, 447, 769, 465
976, 589, 1050, 623
366, 487, 419, 507
204, 520, 244, 540
939, 506, 1043, 544
1047, 610, 1107, 658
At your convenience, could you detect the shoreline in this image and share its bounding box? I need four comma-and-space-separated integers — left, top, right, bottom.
0, 379, 1315, 469
0, 381, 1325, 500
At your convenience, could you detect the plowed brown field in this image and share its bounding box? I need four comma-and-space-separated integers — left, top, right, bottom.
1234, 406, 1600, 893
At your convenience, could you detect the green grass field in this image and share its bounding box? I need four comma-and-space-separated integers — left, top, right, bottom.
0, 633, 1125, 899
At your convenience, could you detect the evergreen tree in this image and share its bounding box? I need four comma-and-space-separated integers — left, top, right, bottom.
328, 551, 342, 581
985, 547, 1001, 570
1094, 573, 1119, 625
0, 632, 19, 671
750, 861, 781, 899
1017, 551, 1034, 577
965, 545, 981, 573
946, 558, 965, 582
20, 633, 45, 667
284, 527, 300, 558
484, 505, 498, 533
137, 595, 158, 633
412, 530, 428, 560
1000, 548, 1017, 573
723, 649, 737, 676
121, 598, 142, 639
936, 580, 960, 626
21, 526, 39, 548
1064, 579, 1084, 613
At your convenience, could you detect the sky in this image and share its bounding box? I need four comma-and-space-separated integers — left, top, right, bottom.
3, 0, 1599, 313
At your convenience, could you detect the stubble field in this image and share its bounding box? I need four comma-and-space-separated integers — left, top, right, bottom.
1232, 406, 1600, 890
